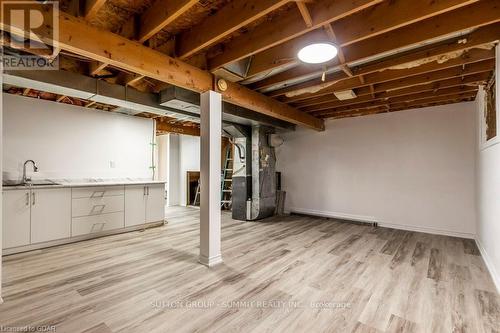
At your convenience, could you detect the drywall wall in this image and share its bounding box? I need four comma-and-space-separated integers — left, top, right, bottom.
475, 44, 500, 291
276, 102, 477, 238
160, 133, 200, 206
0, 67, 3, 302
2, 94, 154, 181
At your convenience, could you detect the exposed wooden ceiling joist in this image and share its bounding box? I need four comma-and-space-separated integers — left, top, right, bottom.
246, 0, 500, 79
284, 59, 494, 104
309, 86, 479, 115
294, 72, 491, 109
84, 0, 107, 20
176, 0, 290, 59
207, 0, 383, 70
250, 23, 500, 91
138, 0, 199, 43
0, 4, 324, 131
271, 53, 495, 99
156, 119, 201, 136
296, 1, 313, 28
89, 61, 108, 76
322, 92, 477, 119
327, 98, 475, 120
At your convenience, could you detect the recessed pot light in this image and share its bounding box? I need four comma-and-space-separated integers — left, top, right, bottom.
297, 43, 338, 64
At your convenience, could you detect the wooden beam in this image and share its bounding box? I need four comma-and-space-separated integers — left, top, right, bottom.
285, 61, 493, 104
296, 2, 313, 28
270, 50, 495, 98
156, 119, 200, 136
246, 0, 500, 79
89, 61, 108, 76
333, 0, 479, 47
308, 85, 478, 114
56, 95, 67, 102
258, 23, 500, 93
294, 72, 491, 108
138, 0, 199, 43
369, 85, 375, 98
323, 23, 347, 64
343, 0, 500, 64
126, 75, 146, 86
318, 91, 478, 117
85, 0, 107, 20
217, 80, 325, 131
207, 0, 383, 70
177, 0, 289, 59
0, 6, 323, 130
85, 100, 97, 108
326, 98, 473, 120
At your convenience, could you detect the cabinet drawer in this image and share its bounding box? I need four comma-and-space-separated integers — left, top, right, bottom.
72, 212, 124, 237
72, 195, 124, 217
72, 186, 124, 199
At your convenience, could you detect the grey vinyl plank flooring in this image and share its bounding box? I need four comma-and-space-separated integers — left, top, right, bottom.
0, 206, 498, 333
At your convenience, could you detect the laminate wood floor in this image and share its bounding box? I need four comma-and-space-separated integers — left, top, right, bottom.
1, 206, 499, 332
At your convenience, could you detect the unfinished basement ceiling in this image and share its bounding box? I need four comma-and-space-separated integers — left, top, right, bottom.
2, 0, 499, 126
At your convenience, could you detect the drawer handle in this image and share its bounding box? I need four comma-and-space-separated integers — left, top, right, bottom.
90, 204, 106, 215
90, 222, 106, 233
91, 191, 105, 198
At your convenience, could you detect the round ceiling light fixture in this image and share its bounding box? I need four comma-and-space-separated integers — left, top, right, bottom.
297, 43, 338, 64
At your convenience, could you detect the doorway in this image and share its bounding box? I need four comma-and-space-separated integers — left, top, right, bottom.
187, 171, 200, 206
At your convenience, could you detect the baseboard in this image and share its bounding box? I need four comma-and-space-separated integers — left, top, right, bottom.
3, 220, 165, 256
288, 207, 475, 239
198, 254, 223, 267
378, 222, 475, 239
475, 238, 500, 294
289, 207, 376, 225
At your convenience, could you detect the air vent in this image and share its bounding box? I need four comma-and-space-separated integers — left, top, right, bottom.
334, 90, 357, 100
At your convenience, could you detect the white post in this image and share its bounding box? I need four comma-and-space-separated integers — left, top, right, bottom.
199, 90, 223, 266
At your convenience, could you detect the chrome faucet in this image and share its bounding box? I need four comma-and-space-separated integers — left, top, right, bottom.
23, 160, 39, 183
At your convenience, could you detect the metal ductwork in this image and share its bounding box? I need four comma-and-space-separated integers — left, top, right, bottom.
247, 125, 277, 220
3, 70, 199, 120
3, 70, 296, 131
226, 124, 277, 221
160, 85, 295, 131
225, 124, 252, 221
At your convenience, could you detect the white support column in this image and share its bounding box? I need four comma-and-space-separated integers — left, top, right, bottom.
199, 90, 223, 267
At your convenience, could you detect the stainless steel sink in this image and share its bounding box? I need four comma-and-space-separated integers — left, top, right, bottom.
3, 179, 61, 187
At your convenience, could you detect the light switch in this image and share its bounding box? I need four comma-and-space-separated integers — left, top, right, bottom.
110, 161, 116, 168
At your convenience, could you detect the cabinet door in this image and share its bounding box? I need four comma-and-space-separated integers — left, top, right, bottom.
125, 185, 147, 227
3, 190, 31, 248
146, 184, 165, 223
31, 188, 71, 243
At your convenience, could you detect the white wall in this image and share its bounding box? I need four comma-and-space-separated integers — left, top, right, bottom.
276, 102, 477, 238
166, 134, 181, 206
159, 133, 200, 206
0, 64, 3, 302
3, 94, 154, 181
475, 44, 500, 291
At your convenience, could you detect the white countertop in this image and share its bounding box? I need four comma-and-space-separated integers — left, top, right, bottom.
3, 178, 166, 191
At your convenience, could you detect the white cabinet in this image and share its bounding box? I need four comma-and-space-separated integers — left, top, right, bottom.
31, 188, 71, 243
146, 184, 166, 223
125, 184, 165, 227
3, 188, 72, 248
71, 185, 125, 237
125, 185, 147, 227
3, 182, 165, 252
2, 190, 31, 248
72, 212, 125, 237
